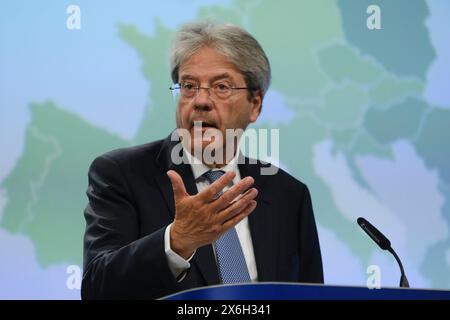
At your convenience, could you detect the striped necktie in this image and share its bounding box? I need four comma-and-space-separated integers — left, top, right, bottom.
203, 170, 251, 283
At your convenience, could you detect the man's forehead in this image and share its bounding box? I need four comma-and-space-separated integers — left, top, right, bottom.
178, 46, 244, 81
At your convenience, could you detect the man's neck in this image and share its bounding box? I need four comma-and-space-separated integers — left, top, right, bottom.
182, 145, 239, 179
188, 148, 236, 168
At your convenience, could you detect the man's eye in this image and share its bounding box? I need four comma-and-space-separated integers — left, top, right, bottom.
182, 83, 197, 90
215, 83, 231, 91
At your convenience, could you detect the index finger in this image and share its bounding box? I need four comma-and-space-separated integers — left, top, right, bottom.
197, 171, 236, 202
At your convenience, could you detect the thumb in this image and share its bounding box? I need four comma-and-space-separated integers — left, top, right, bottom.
167, 170, 188, 202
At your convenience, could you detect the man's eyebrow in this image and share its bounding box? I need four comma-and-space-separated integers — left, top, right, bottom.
209, 73, 233, 83
179, 75, 197, 82
179, 73, 233, 83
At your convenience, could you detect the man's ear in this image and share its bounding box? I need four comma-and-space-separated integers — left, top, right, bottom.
249, 91, 263, 123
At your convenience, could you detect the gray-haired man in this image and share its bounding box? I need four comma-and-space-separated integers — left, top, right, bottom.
82, 22, 323, 299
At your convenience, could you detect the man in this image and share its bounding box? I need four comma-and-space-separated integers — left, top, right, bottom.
82, 21, 323, 300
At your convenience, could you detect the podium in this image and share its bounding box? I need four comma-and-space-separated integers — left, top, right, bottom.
164, 283, 450, 300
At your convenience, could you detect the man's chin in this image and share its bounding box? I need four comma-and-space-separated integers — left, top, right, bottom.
190, 139, 224, 153
188, 127, 222, 146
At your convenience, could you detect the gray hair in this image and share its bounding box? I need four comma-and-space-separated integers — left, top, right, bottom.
170, 21, 271, 97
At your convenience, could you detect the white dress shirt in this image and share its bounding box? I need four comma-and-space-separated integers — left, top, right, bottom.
164, 148, 258, 282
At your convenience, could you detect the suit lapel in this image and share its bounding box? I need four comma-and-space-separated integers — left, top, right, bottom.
239, 160, 279, 281
154, 134, 220, 285
154, 135, 199, 218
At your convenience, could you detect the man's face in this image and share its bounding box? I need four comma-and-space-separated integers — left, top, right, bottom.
175, 46, 262, 160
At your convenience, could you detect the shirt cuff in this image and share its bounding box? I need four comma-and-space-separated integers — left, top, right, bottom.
164, 223, 195, 281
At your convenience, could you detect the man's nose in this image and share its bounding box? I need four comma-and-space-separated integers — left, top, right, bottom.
192, 88, 213, 111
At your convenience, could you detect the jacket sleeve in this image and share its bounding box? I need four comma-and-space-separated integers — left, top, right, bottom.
298, 185, 324, 284
81, 154, 180, 299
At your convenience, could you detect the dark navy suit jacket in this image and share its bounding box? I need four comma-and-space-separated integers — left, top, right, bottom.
82, 134, 323, 299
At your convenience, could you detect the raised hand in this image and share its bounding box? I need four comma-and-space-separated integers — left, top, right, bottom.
167, 170, 258, 259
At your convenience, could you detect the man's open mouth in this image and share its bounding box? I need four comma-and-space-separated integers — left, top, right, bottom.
191, 120, 218, 129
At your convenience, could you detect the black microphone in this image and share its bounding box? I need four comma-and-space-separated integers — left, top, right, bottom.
357, 217, 409, 288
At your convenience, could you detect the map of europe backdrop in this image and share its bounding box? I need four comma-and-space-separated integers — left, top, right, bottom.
1, 0, 449, 298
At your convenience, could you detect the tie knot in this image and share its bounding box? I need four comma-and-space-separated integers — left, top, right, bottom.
203, 170, 225, 184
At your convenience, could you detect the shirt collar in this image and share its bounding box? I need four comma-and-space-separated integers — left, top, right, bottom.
183, 147, 239, 180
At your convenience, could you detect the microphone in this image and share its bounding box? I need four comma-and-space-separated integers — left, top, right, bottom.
357, 217, 409, 288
